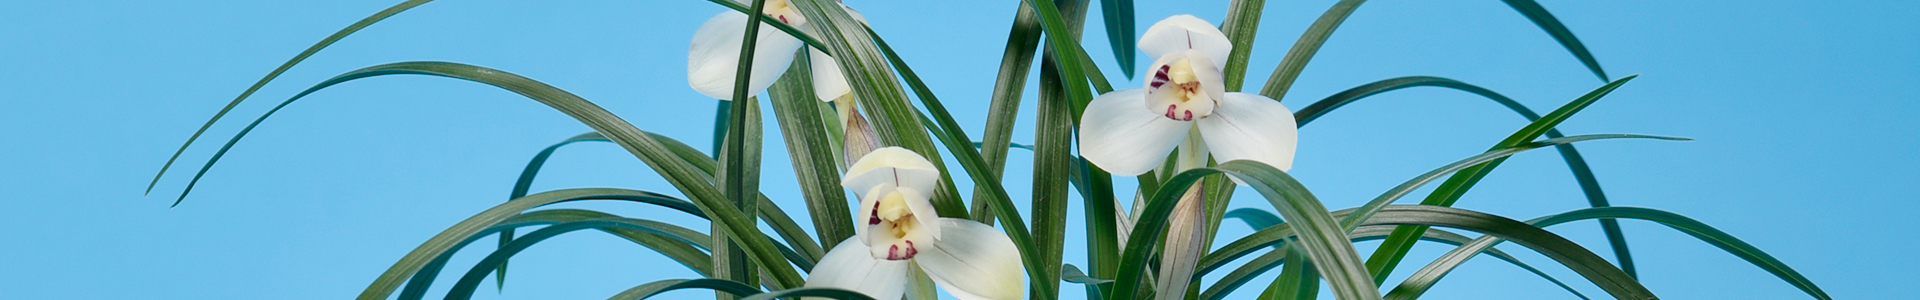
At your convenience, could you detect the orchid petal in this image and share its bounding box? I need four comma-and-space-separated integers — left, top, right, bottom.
1079, 89, 1191, 175
688, 10, 806, 100
1185, 50, 1226, 105
1137, 14, 1232, 69
805, 3, 867, 101
843, 147, 942, 198
916, 218, 1026, 300
809, 47, 852, 101
854, 182, 894, 245
895, 187, 941, 240
1196, 92, 1298, 171
807, 239, 911, 300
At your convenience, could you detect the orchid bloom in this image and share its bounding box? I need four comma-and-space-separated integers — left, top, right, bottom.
804, 147, 1026, 300
1079, 15, 1298, 175
688, 0, 861, 102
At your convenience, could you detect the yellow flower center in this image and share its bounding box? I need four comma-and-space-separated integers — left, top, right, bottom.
868, 190, 924, 260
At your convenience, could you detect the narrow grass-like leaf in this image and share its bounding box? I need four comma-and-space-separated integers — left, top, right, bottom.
361, 188, 705, 300
1365, 205, 1655, 300
575, 128, 824, 264
149, 0, 433, 198
1500, 0, 1608, 81
1225, 207, 1284, 231
1029, 0, 1090, 298
403, 207, 720, 300
605, 278, 760, 300
1064, 263, 1116, 285
1200, 223, 1589, 300
712, 101, 731, 155
788, 0, 965, 218
767, 52, 853, 249
796, 4, 1056, 298
1112, 161, 1380, 300
1296, 75, 1641, 278
258, 63, 810, 295
1210, 243, 1287, 300
1365, 75, 1636, 283
1267, 242, 1319, 300
446, 218, 756, 300
872, 35, 1059, 300
1212, 161, 1379, 300
705, 0, 827, 51
737, 287, 878, 300
1219, 0, 1266, 91
1097, 0, 1135, 78
411, 211, 718, 299
717, 0, 772, 293
864, 30, 969, 222
1388, 206, 1829, 300
970, 3, 1041, 224
1256, 0, 1362, 103
1256, 0, 1608, 102
1022, 0, 1096, 122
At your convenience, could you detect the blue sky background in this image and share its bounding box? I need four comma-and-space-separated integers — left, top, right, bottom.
2, 0, 1913, 299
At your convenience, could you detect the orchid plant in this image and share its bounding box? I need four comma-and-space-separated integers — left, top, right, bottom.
152, 1, 1831, 300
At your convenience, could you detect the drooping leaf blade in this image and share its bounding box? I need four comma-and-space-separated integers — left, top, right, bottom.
150, 0, 434, 198
1294, 75, 1640, 278
1364, 75, 1637, 282
1097, 0, 1135, 78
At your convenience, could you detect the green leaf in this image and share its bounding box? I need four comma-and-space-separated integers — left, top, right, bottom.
737, 287, 879, 300
1219, 0, 1266, 92
1364, 75, 1636, 283
716, 0, 772, 293
1063, 263, 1116, 285
1256, 0, 1610, 103
149, 0, 434, 199
788, 0, 965, 218
1225, 207, 1284, 231
1022, 0, 1097, 124
1387, 207, 1830, 300
1266, 242, 1319, 300
1112, 161, 1381, 300
712, 101, 731, 156
252, 62, 811, 295
442, 217, 727, 300
1030, 1, 1097, 298
1365, 205, 1655, 300
1500, 0, 1608, 81
1256, 0, 1362, 103
362, 188, 705, 300
1295, 75, 1642, 279
605, 278, 760, 300
496, 131, 622, 290
1201, 221, 1589, 300
1024, 4, 1098, 298
970, 3, 1041, 224
583, 128, 827, 265
767, 52, 854, 250
705, 0, 827, 51
1097, 0, 1135, 78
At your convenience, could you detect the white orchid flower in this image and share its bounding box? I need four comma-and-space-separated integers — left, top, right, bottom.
805, 147, 1026, 300
1079, 14, 1299, 175
688, 0, 863, 101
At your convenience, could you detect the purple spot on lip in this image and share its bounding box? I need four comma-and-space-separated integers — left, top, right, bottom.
1165, 105, 1178, 120
1150, 65, 1171, 88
